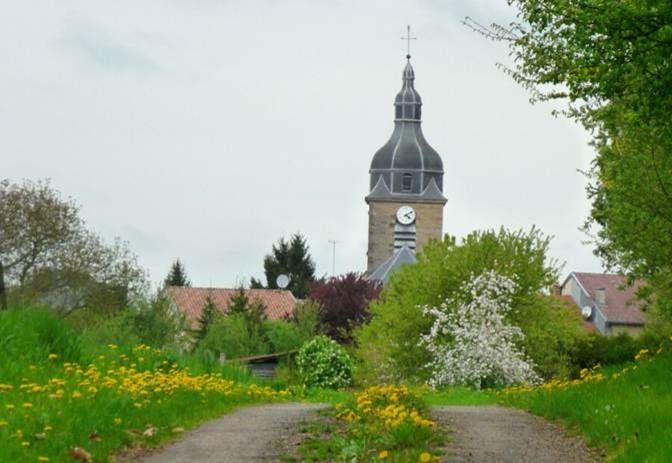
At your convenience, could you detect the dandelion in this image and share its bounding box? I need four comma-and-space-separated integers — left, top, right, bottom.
23, 403, 33, 409
21, 441, 30, 447
379, 450, 389, 459
38, 458, 50, 462
6, 404, 15, 411
419, 452, 432, 462
48, 353, 58, 360
72, 391, 82, 399
114, 418, 122, 425
0, 420, 8, 427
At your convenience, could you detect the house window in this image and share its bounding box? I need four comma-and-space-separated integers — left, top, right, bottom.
402, 173, 412, 191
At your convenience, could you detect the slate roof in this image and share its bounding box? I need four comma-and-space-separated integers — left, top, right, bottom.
166, 286, 296, 329
368, 57, 445, 200
368, 245, 417, 285
565, 272, 645, 325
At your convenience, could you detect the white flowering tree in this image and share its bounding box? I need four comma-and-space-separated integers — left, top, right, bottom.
419, 270, 541, 389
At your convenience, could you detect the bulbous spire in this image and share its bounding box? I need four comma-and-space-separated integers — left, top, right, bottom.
366, 57, 445, 203
394, 58, 422, 121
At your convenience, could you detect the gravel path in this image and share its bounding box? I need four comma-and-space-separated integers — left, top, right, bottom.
135, 403, 327, 463
433, 406, 597, 463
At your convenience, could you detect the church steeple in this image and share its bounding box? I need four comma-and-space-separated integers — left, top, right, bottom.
366, 57, 445, 201
365, 38, 447, 276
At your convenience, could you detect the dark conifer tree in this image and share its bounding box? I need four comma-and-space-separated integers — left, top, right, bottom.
262, 233, 315, 298
249, 277, 264, 289
164, 259, 191, 287
196, 293, 217, 341
228, 286, 249, 315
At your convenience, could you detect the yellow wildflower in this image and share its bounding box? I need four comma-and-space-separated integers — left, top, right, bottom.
38, 458, 50, 462
48, 353, 58, 360
419, 452, 432, 462
21, 441, 30, 447
23, 403, 33, 409
379, 450, 389, 459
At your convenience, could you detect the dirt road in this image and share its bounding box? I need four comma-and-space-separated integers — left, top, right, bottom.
135, 403, 326, 463
433, 406, 597, 462
134, 403, 596, 462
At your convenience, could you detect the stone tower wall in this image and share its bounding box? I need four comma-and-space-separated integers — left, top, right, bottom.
366, 200, 444, 273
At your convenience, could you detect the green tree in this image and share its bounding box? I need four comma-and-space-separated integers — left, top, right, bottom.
164, 259, 191, 287
354, 228, 575, 383
196, 293, 218, 342
476, 1, 672, 316
249, 277, 264, 289
0, 179, 146, 311
262, 233, 315, 298
228, 286, 249, 315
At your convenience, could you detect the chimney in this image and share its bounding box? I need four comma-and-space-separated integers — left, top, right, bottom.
595, 288, 606, 306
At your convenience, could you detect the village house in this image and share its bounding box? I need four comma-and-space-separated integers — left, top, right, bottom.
166, 286, 296, 330
559, 272, 646, 336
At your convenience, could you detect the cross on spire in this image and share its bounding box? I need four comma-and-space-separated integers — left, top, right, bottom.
401, 25, 417, 59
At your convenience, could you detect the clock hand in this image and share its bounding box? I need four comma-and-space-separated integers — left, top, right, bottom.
404, 212, 413, 219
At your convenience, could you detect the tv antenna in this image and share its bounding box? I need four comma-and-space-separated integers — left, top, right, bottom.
328, 240, 338, 276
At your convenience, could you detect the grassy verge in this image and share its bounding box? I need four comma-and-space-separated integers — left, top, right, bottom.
0, 309, 294, 462
499, 346, 672, 462
289, 385, 445, 462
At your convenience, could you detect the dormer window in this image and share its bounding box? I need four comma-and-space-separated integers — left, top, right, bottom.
402, 173, 412, 191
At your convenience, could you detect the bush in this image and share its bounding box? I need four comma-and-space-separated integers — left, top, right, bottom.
421, 271, 541, 388
308, 273, 381, 343
515, 295, 588, 379
265, 319, 310, 353
570, 332, 641, 370
292, 300, 322, 338
296, 335, 353, 389
355, 228, 560, 383
197, 313, 269, 360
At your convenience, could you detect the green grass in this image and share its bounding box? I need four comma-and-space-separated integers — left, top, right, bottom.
500, 349, 672, 462
0, 308, 293, 462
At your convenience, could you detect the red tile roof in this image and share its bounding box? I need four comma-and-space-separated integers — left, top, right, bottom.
569, 272, 645, 325
166, 287, 296, 330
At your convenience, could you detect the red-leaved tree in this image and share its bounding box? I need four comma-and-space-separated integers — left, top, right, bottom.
308, 272, 382, 343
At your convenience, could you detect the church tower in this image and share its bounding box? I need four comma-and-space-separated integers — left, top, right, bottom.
366, 55, 446, 274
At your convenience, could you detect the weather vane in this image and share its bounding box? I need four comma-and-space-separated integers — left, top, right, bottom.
401, 25, 417, 58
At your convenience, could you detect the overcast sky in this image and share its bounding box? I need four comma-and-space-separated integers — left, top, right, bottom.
1, 0, 603, 288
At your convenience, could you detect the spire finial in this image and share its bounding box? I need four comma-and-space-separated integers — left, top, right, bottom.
401, 25, 416, 59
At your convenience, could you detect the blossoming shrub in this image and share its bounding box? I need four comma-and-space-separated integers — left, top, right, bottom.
420, 270, 541, 388
355, 228, 568, 383
296, 336, 352, 389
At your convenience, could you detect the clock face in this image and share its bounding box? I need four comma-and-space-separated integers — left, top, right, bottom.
396, 205, 416, 225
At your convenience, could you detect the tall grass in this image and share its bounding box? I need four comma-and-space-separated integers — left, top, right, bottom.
0, 308, 292, 462
500, 348, 672, 461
